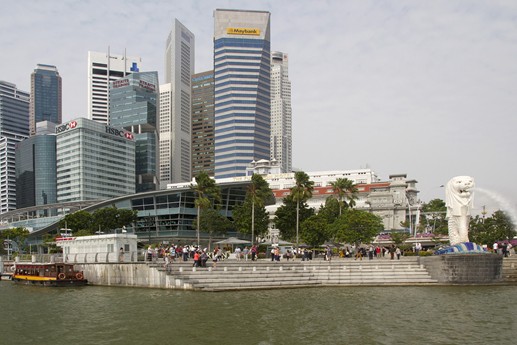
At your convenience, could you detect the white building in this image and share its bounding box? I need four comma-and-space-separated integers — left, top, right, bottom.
270, 52, 292, 173
57, 233, 138, 263
159, 19, 194, 187
87, 50, 142, 125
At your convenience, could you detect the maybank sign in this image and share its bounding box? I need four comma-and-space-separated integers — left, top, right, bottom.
227, 27, 260, 36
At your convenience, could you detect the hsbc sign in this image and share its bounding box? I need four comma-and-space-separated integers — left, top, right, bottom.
56, 121, 78, 133
105, 126, 134, 140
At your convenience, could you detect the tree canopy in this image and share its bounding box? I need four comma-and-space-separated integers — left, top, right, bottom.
330, 209, 384, 245
469, 210, 516, 245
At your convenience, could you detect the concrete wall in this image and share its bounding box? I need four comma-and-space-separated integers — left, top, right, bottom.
420, 254, 503, 283
76, 263, 188, 289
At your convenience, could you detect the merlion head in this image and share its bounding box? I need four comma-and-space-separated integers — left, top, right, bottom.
445, 176, 475, 216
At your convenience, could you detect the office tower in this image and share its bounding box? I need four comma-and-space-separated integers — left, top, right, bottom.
213, 9, 271, 179
87, 50, 142, 124
56, 118, 135, 203
16, 122, 57, 213
270, 52, 292, 173
160, 19, 195, 187
191, 71, 215, 178
29, 64, 62, 136
0, 81, 30, 213
109, 72, 159, 193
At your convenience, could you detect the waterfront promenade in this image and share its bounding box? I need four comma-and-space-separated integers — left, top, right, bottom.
73, 255, 516, 291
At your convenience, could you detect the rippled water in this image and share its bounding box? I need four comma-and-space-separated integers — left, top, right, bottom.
0, 282, 516, 345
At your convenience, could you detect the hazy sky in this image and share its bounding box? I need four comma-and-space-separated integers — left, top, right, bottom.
2, 0, 516, 217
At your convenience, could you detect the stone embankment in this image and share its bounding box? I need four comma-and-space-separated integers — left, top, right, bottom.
78, 257, 438, 291
502, 257, 517, 283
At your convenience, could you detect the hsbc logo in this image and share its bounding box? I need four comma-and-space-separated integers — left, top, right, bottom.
56, 121, 78, 133
105, 126, 134, 140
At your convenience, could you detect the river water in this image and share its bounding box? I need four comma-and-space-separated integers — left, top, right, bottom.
0, 282, 515, 345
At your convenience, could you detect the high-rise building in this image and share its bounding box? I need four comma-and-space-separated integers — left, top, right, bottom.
87, 50, 142, 124
56, 118, 135, 203
16, 121, 57, 213
160, 19, 195, 187
191, 71, 215, 178
0, 81, 30, 213
270, 52, 292, 173
213, 9, 271, 179
29, 64, 62, 136
109, 72, 159, 193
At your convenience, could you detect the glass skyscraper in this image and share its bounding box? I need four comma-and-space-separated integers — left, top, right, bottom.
213, 9, 271, 179
109, 72, 159, 193
29, 64, 62, 136
16, 121, 57, 212
56, 118, 135, 203
0, 81, 29, 214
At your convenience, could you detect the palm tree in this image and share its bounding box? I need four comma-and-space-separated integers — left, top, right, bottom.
290, 171, 314, 251
330, 177, 358, 215
190, 172, 221, 246
247, 174, 272, 246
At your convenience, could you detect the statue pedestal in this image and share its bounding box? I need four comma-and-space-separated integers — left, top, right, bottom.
420, 253, 503, 284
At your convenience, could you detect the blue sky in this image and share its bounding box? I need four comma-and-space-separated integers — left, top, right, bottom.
2, 0, 517, 218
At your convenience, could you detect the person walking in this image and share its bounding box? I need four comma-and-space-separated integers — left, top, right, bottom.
251, 245, 258, 261
395, 246, 401, 260
389, 245, 395, 260
212, 246, 220, 268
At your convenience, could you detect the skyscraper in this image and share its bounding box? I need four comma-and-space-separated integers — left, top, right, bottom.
0, 81, 30, 213
270, 51, 292, 173
29, 64, 62, 136
87, 50, 142, 125
16, 121, 57, 213
213, 9, 271, 179
110, 72, 159, 193
160, 19, 194, 187
191, 71, 215, 177
56, 118, 135, 203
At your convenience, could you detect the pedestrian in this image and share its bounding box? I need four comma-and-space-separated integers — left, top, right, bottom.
200, 250, 208, 267
368, 245, 374, 260
395, 246, 401, 260
493, 242, 499, 254
326, 246, 332, 261
274, 246, 280, 261
389, 245, 395, 260
270, 247, 275, 261
193, 251, 200, 267
212, 246, 220, 268
119, 247, 124, 262
251, 245, 258, 261
146, 245, 153, 262
235, 247, 242, 260
243, 246, 249, 261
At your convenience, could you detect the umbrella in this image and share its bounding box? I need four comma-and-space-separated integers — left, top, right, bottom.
215, 237, 250, 244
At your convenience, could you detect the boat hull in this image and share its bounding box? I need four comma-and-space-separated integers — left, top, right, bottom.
13, 277, 88, 287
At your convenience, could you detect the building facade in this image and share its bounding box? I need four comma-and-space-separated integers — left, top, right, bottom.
56, 118, 135, 203
191, 71, 215, 177
160, 19, 195, 187
16, 121, 57, 213
29, 64, 62, 136
0, 81, 30, 214
213, 9, 271, 179
87, 50, 142, 124
109, 72, 159, 193
270, 52, 292, 173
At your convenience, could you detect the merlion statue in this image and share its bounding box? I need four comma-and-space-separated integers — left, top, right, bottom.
445, 176, 475, 245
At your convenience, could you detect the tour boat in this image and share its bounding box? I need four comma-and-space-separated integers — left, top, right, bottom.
12, 262, 88, 286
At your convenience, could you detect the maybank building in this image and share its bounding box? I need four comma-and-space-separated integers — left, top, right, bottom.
213, 9, 271, 179
56, 118, 135, 203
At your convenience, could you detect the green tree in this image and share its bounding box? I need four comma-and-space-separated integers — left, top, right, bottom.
318, 197, 341, 225
420, 198, 448, 235
58, 210, 94, 234
390, 232, 410, 247
290, 171, 314, 249
233, 174, 273, 244
469, 210, 515, 245
274, 196, 315, 242
0, 227, 30, 254
331, 209, 383, 245
194, 208, 232, 250
329, 177, 358, 215
300, 214, 330, 247
191, 171, 221, 245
